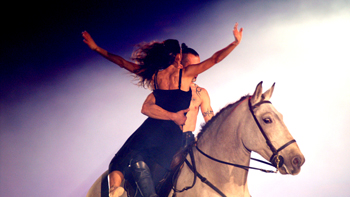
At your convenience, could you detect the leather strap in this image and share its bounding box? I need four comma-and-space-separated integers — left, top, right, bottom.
184, 159, 227, 197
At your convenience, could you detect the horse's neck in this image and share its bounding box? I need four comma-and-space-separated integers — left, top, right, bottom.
195, 100, 251, 193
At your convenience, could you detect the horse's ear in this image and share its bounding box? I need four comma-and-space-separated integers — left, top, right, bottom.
251, 81, 263, 105
262, 82, 275, 101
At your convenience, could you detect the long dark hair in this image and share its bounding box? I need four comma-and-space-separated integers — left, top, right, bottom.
132, 39, 181, 88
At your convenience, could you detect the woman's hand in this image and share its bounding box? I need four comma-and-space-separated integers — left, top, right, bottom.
233, 22, 243, 44
82, 31, 98, 51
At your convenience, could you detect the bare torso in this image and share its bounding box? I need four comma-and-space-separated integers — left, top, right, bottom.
183, 83, 211, 132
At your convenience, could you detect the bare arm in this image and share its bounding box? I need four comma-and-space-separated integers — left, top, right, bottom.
199, 88, 214, 122
82, 31, 140, 73
141, 93, 190, 127
184, 23, 243, 78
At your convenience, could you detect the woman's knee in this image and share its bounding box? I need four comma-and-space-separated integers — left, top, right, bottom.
109, 171, 124, 187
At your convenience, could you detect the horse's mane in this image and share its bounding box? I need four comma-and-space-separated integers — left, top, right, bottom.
197, 95, 250, 140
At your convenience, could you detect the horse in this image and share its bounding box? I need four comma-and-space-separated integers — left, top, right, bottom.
170, 82, 305, 197
86, 82, 305, 197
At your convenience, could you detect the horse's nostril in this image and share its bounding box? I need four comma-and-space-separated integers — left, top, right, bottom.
292, 156, 303, 167
293, 158, 299, 165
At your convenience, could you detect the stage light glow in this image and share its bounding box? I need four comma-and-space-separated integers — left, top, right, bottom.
1, 1, 350, 196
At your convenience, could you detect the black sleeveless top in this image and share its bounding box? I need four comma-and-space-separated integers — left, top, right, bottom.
110, 69, 192, 171
153, 69, 191, 113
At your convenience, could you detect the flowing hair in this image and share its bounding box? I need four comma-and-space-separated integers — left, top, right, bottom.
132, 39, 181, 88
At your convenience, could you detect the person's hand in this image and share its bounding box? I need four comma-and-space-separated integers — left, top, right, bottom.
82, 31, 98, 51
171, 108, 190, 130
233, 23, 243, 44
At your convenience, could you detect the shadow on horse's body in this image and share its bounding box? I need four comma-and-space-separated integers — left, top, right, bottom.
87, 82, 305, 197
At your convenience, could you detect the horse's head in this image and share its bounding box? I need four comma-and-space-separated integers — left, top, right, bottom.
243, 82, 305, 175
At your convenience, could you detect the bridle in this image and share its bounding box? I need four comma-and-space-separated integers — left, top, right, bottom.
197, 97, 296, 171
248, 96, 296, 169
173, 97, 296, 197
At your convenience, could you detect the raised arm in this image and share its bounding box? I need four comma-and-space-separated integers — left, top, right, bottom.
141, 93, 189, 128
82, 31, 140, 73
184, 23, 243, 78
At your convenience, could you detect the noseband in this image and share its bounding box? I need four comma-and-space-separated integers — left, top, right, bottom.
248, 97, 296, 169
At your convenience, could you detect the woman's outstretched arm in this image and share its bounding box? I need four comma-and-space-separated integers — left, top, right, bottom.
82, 31, 140, 73
184, 22, 243, 77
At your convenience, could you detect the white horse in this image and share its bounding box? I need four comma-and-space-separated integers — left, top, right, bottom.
171, 82, 304, 197
87, 82, 305, 197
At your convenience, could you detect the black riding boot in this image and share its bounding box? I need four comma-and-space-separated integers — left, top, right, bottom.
130, 160, 159, 197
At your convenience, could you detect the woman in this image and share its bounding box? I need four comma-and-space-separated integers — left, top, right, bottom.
82, 23, 243, 197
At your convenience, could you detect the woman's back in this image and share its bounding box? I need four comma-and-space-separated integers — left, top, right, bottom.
154, 70, 191, 112
152, 64, 193, 92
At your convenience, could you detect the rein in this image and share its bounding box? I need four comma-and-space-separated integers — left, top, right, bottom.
196, 145, 276, 173
173, 97, 297, 196
173, 143, 275, 197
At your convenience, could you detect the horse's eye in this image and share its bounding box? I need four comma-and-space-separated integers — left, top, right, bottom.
263, 118, 272, 124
